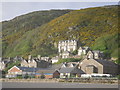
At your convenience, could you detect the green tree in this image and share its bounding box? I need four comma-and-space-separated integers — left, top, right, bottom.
24, 73, 29, 79
56, 58, 81, 64
4, 60, 21, 73
71, 50, 78, 55
40, 73, 45, 79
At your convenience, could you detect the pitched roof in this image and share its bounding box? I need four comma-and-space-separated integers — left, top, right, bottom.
59, 67, 74, 73
78, 46, 89, 50
62, 62, 78, 67
50, 63, 62, 70
59, 40, 77, 43
36, 69, 55, 73
59, 67, 85, 74
92, 50, 100, 54
17, 66, 40, 72
62, 51, 71, 54
95, 59, 118, 67
83, 47, 89, 50
36, 64, 62, 73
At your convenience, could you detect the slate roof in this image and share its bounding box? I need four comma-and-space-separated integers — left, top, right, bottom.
59, 40, 77, 43
95, 59, 118, 67
78, 47, 89, 50
93, 50, 100, 53
59, 67, 85, 74
36, 69, 55, 73
50, 63, 62, 70
59, 67, 74, 73
36, 64, 62, 73
17, 66, 40, 72
63, 62, 78, 67
62, 51, 71, 54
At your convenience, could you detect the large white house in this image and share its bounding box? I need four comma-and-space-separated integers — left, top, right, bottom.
58, 40, 77, 53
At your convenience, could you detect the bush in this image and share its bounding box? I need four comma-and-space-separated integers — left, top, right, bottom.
40, 74, 45, 79
91, 33, 119, 59
117, 75, 120, 80
2, 71, 6, 78
4, 60, 21, 73
16, 75, 23, 79
56, 58, 81, 64
115, 59, 120, 64
24, 74, 29, 79
71, 50, 78, 55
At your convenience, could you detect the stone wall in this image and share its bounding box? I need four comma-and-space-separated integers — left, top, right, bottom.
1, 78, 118, 84
79, 59, 103, 74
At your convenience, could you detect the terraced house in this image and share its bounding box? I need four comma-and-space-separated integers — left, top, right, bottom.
21, 59, 52, 68
21, 55, 52, 68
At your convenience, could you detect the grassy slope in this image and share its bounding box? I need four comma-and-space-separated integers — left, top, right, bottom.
2, 5, 119, 58
2, 10, 71, 57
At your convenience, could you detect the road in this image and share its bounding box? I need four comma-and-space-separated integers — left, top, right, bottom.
1, 82, 118, 88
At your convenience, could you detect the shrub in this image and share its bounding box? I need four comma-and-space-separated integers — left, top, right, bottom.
71, 50, 78, 55
24, 74, 29, 79
16, 75, 23, 79
56, 58, 81, 64
40, 75, 45, 79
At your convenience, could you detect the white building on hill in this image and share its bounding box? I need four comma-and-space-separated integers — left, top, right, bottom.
58, 40, 77, 53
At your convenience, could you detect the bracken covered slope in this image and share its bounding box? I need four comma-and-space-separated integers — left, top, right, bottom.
2, 5, 119, 58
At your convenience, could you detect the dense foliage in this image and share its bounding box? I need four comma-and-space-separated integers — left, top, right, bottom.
2, 10, 71, 57
2, 5, 119, 59
4, 61, 21, 73
91, 33, 119, 58
55, 58, 82, 64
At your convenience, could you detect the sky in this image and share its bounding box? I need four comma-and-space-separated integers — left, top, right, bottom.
0, 1, 119, 21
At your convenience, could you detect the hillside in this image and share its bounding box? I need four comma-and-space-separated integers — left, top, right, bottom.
2, 5, 119, 59
91, 33, 119, 59
2, 10, 71, 57
2, 10, 71, 36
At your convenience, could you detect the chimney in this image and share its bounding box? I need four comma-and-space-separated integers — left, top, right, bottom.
28, 55, 32, 60
37, 55, 41, 60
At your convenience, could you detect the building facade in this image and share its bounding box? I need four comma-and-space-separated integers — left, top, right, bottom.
59, 62, 85, 78
0, 61, 6, 70
78, 47, 90, 56
36, 69, 60, 79
51, 56, 59, 63
58, 40, 77, 53
86, 50, 104, 59
79, 58, 118, 75
60, 51, 72, 59
21, 59, 52, 68
6, 66, 39, 78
